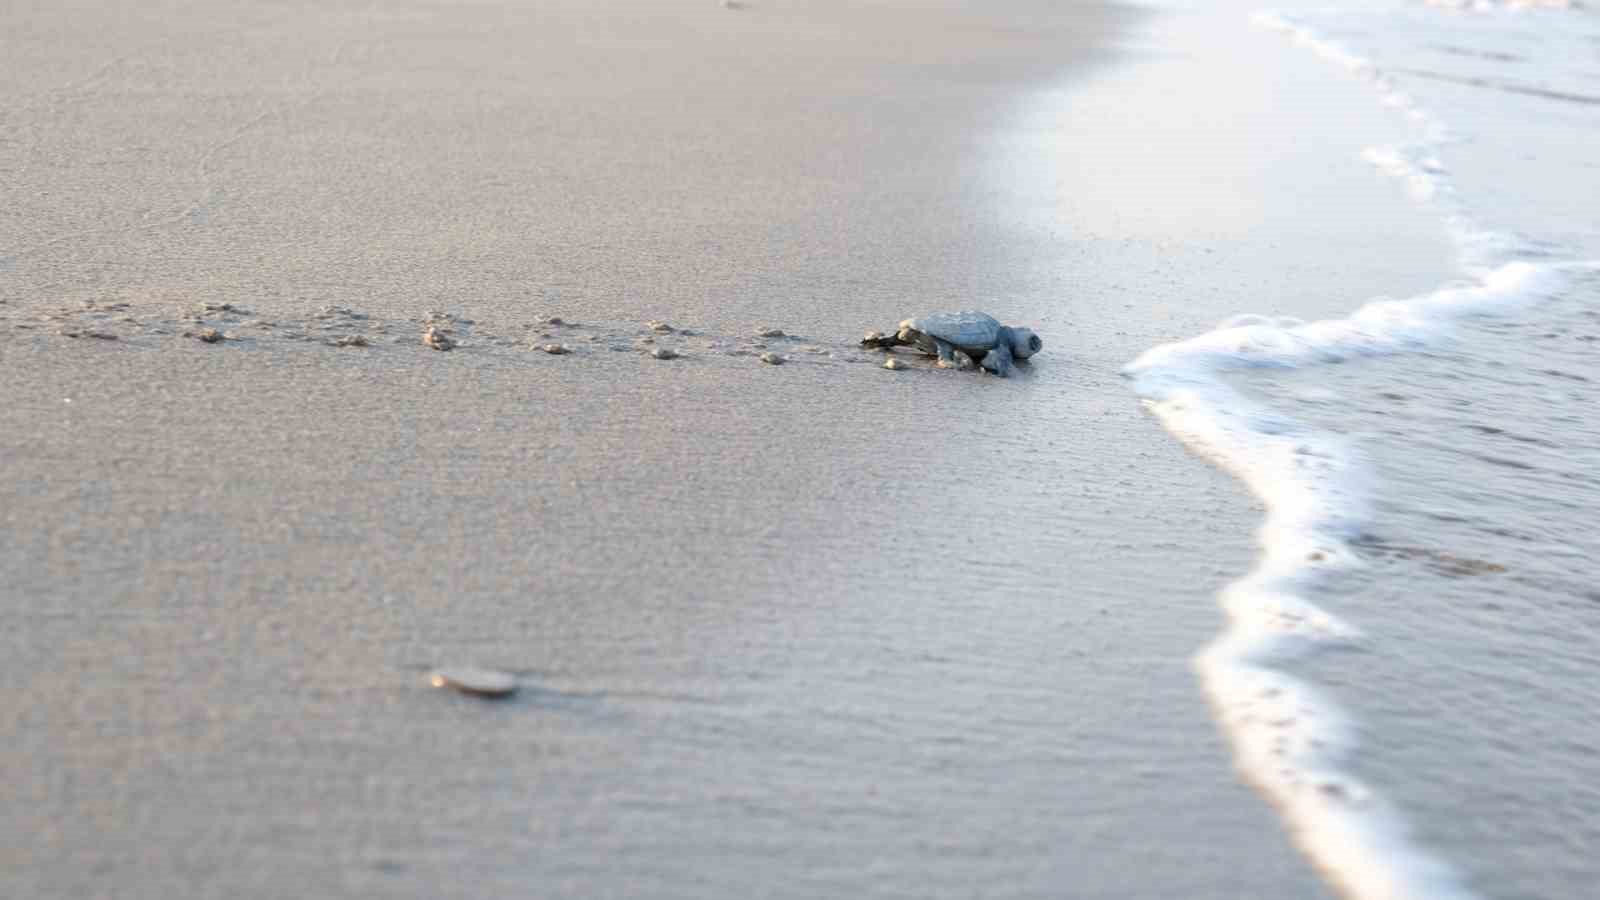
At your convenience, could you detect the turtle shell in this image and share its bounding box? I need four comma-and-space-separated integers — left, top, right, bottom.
904, 311, 1003, 354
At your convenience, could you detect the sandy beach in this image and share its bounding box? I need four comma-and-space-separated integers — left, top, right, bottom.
0, 0, 1483, 897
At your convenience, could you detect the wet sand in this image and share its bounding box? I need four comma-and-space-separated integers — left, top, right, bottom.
1, 0, 1457, 897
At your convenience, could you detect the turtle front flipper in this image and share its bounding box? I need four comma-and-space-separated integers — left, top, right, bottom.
979, 341, 1015, 377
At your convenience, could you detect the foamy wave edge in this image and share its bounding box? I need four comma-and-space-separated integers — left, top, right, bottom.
1120, 9, 1592, 900
1122, 260, 1569, 900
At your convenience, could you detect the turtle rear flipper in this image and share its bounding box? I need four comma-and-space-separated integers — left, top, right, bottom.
935, 340, 975, 370
860, 330, 905, 350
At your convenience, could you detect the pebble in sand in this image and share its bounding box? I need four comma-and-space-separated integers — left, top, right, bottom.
651, 346, 679, 360
883, 357, 906, 370
540, 343, 570, 355
429, 667, 519, 699
760, 352, 784, 365
423, 326, 456, 351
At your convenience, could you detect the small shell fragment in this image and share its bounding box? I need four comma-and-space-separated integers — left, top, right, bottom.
651, 346, 679, 360
188, 328, 225, 344
647, 321, 674, 333
540, 343, 570, 355
430, 667, 518, 698
760, 352, 784, 366
423, 327, 456, 351
883, 357, 905, 370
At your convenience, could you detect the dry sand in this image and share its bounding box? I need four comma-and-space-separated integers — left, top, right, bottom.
1, 0, 1457, 897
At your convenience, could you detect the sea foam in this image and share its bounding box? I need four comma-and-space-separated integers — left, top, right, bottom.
1125, 5, 1591, 898
1122, 258, 1568, 899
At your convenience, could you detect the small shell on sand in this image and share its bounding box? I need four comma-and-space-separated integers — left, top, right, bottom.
188, 328, 225, 344
647, 321, 674, 333
430, 667, 518, 699
760, 352, 784, 365
757, 328, 786, 339
883, 357, 906, 370
651, 346, 680, 360
540, 343, 570, 355
423, 327, 456, 351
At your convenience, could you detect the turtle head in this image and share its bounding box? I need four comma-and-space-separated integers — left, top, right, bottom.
1007, 327, 1043, 359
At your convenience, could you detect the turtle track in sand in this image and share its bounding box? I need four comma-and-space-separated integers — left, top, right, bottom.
0, 297, 980, 375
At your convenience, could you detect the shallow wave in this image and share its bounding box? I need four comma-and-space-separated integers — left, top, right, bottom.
1126, 3, 1599, 898
1122, 255, 1590, 900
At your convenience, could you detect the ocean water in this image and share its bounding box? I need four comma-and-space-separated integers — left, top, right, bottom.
1126, 1, 1600, 897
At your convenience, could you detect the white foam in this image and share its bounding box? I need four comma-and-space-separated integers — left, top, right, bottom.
1124, 250, 1575, 891
1424, 0, 1575, 10
1251, 10, 1374, 75
1122, 7, 1593, 899
1123, 293, 1536, 900
1125, 264, 1568, 877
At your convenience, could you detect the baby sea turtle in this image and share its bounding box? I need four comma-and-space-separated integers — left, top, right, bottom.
861, 311, 1042, 377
